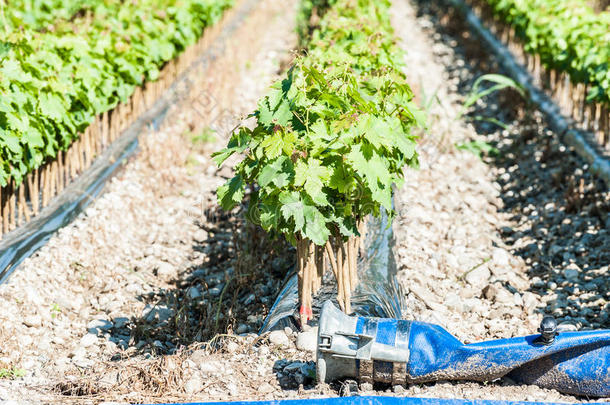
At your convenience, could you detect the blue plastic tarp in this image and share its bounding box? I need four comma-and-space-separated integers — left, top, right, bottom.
154, 396, 607, 405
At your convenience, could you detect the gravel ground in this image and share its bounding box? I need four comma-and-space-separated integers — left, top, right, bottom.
0, 0, 608, 403
0, 0, 320, 402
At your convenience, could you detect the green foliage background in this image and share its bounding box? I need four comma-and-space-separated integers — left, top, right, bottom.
485, 0, 610, 105
0, 0, 233, 187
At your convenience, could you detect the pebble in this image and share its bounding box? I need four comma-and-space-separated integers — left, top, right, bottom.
79, 333, 98, 348
409, 284, 443, 311
190, 352, 217, 372
512, 292, 523, 307
257, 382, 274, 393
482, 284, 497, 300
522, 292, 538, 313
492, 248, 511, 267
531, 277, 545, 288
360, 382, 373, 392
113, 317, 129, 329
268, 330, 290, 347
236, 324, 249, 334
243, 293, 256, 305
549, 244, 563, 256
156, 261, 174, 278
87, 319, 113, 334
557, 322, 578, 332
295, 328, 317, 353
187, 286, 202, 300
208, 287, 222, 297
193, 229, 208, 242
22, 315, 42, 328
73, 357, 93, 368
225, 341, 239, 353
444, 292, 462, 311
562, 264, 580, 280
283, 361, 306, 373
494, 288, 514, 305
226, 382, 238, 396
185, 374, 203, 394
71, 347, 87, 359
445, 254, 459, 269
21, 335, 33, 347
465, 264, 491, 286
143, 305, 173, 323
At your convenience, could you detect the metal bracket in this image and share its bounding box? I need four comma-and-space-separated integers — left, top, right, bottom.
319, 333, 332, 349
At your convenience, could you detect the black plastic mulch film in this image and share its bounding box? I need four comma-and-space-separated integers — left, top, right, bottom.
0, 0, 261, 284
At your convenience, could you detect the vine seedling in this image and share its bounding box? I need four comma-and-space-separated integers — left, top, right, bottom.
215, 0, 422, 324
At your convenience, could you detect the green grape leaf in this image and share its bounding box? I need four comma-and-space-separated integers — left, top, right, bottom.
295, 158, 331, 206
303, 204, 329, 246
258, 156, 293, 188
38, 93, 65, 121
217, 175, 244, 211
279, 191, 305, 232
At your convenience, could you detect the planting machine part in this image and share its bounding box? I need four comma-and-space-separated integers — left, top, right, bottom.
317, 301, 610, 397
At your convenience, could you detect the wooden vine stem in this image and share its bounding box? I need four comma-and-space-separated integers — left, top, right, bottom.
296, 237, 316, 326
0, 2, 241, 242
296, 219, 367, 325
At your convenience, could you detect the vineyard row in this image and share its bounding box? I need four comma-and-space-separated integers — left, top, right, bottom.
470, 0, 610, 148
0, 1, 240, 238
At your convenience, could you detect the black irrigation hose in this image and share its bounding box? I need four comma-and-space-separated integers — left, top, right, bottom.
0, 0, 262, 284
449, 0, 610, 189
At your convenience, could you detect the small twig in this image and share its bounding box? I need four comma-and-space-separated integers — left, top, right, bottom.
458, 257, 491, 281
213, 276, 233, 332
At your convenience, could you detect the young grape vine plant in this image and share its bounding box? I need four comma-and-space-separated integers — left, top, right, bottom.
214, 0, 423, 324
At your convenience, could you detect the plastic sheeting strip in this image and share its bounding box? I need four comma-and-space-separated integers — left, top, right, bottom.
0, 0, 261, 284
259, 206, 401, 333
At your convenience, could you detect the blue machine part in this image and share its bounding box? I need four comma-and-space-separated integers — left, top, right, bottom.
317, 301, 610, 397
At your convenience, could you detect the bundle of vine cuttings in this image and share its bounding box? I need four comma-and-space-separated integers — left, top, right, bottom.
214, 0, 422, 324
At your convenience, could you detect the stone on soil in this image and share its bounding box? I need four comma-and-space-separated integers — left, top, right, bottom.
562, 264, 580, 280
296, 328, 317, 353
268, 330, 290, 347
465, 264, 491, 286
79, 333, 98, 348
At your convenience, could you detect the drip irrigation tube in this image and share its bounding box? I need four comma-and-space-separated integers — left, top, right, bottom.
0, 0, 261, 284
448, 0, 610, 188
